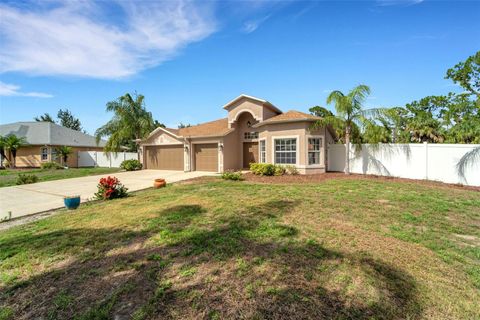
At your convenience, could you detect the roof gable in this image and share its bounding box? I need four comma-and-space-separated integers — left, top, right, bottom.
222, 94, 282, 114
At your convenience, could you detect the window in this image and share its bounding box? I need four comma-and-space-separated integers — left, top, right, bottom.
274, 138, 296, 164
259, 140, 266, 163
244, 132, 258, 140
308, 138, 322, 165
41, 147, 48, 161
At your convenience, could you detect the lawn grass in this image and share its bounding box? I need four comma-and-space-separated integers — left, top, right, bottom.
0, 167, 121, 187
0, 177, 479, 319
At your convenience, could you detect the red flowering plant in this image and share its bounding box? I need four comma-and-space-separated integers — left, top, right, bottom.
94, 176, 128, 200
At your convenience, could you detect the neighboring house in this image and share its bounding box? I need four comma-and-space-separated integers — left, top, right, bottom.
0, 122, 106, 167
140, 94, 336, 174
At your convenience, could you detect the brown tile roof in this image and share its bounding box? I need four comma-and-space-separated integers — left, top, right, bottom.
178, 118, 231, 137
255, 110, 320, 126
164, 127, 180, 135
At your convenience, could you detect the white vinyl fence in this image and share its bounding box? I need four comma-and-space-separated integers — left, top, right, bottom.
327, 143, 480, 186
78, 151, 138, 168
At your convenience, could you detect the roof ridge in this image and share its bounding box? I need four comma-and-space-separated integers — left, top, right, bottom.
186, 117, 227, 128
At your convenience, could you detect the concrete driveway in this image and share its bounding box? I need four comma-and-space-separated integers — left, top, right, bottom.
0, 170, 216, 220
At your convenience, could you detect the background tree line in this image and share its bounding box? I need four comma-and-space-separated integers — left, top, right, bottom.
311, 51, 479, 145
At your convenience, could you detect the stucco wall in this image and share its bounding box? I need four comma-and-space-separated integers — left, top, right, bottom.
226, 98, 264, 125
222, 130, 240, 170
258, 122, 327, 170
11, 145, 103, 168
13, 146, 43, 167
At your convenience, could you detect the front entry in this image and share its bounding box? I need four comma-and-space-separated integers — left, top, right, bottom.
243, 142, 259, 168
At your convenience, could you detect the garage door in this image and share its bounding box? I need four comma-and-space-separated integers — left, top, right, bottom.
145, 145, 184, 170
194, 144, 218, 172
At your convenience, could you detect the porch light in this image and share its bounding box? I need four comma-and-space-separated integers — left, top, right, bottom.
184, 145, 189, 151
219, 143, 224, 150
247, 121, 252, 128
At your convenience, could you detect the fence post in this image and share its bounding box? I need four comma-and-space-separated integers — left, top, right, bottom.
424, 142, 428, 180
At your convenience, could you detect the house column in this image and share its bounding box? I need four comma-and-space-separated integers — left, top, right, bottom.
184, 141, 191, 172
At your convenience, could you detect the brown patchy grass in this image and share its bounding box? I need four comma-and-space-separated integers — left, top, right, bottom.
0, 176, 479, 319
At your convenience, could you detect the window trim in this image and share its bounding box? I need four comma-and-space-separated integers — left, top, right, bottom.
41, 147, 49, 161
258, 138, 266, 163
272, 136, 299, 166
306, 135, 324, 167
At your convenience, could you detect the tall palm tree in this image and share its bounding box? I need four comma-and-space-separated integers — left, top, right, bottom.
4, 135, 27, 168
57, 146, 73, 167
0, 135, 6, 169
315, 84, 376, 174
95, 93, 155, 152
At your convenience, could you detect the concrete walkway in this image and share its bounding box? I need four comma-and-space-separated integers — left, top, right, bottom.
0, 170, 216, 220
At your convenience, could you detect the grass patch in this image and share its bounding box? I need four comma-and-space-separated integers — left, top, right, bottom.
0, 167, 121, 187
0, 177, 479, 319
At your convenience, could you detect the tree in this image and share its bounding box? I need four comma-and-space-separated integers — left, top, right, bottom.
314, 84, 376, 174
0, 135, 6, 169
178, 122, 191, 129
360, 117, 391, 144
4, 134, 27, 168
445, 51, 480, 98
34, 113, 55, 123
57, 146, 73, 167
309, 106, 334, 118
378, 107, 410, 143
403, 96, 447, 143
57, 109, 83, 131
95, 92, 155, 152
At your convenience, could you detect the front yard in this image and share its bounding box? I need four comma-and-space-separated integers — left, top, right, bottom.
0, 167, 121, 188
0, 176, 479, 319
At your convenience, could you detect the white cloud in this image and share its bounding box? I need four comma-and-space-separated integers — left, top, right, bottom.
0, 1, 216, 79
242, 15, 271, 33
0, 81, 53, 98
376, 0, 424, 6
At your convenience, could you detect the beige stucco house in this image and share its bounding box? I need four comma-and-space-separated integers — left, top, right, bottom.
0, 122, 105, 168
140, 94, 335, 174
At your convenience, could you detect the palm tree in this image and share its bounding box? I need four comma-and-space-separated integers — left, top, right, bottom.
95, 92, 155, 152
4, 134, 27, 168
34, 113, 55, 122
57, 146, 73, 167
0, 135, 6, 169
314, 84, 376, 174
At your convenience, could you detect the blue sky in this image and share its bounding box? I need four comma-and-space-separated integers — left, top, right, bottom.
0, 0, 479, 134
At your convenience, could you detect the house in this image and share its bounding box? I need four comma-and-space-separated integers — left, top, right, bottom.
140, 94, 336, 174
0, 122, 106, 167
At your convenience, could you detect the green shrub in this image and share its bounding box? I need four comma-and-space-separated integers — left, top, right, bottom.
221, 170, 243, 181
249, 163, 275, 176
285, 165, 299, 175
274, 165, 286, 176
120, 159, 142, 171
41, 161, 63, 170
16, 173, 39, 185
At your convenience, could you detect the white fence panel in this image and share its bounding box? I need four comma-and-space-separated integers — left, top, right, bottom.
78, 151, 96, 167
327, 143, 480, 186
78, 151, 139, 168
